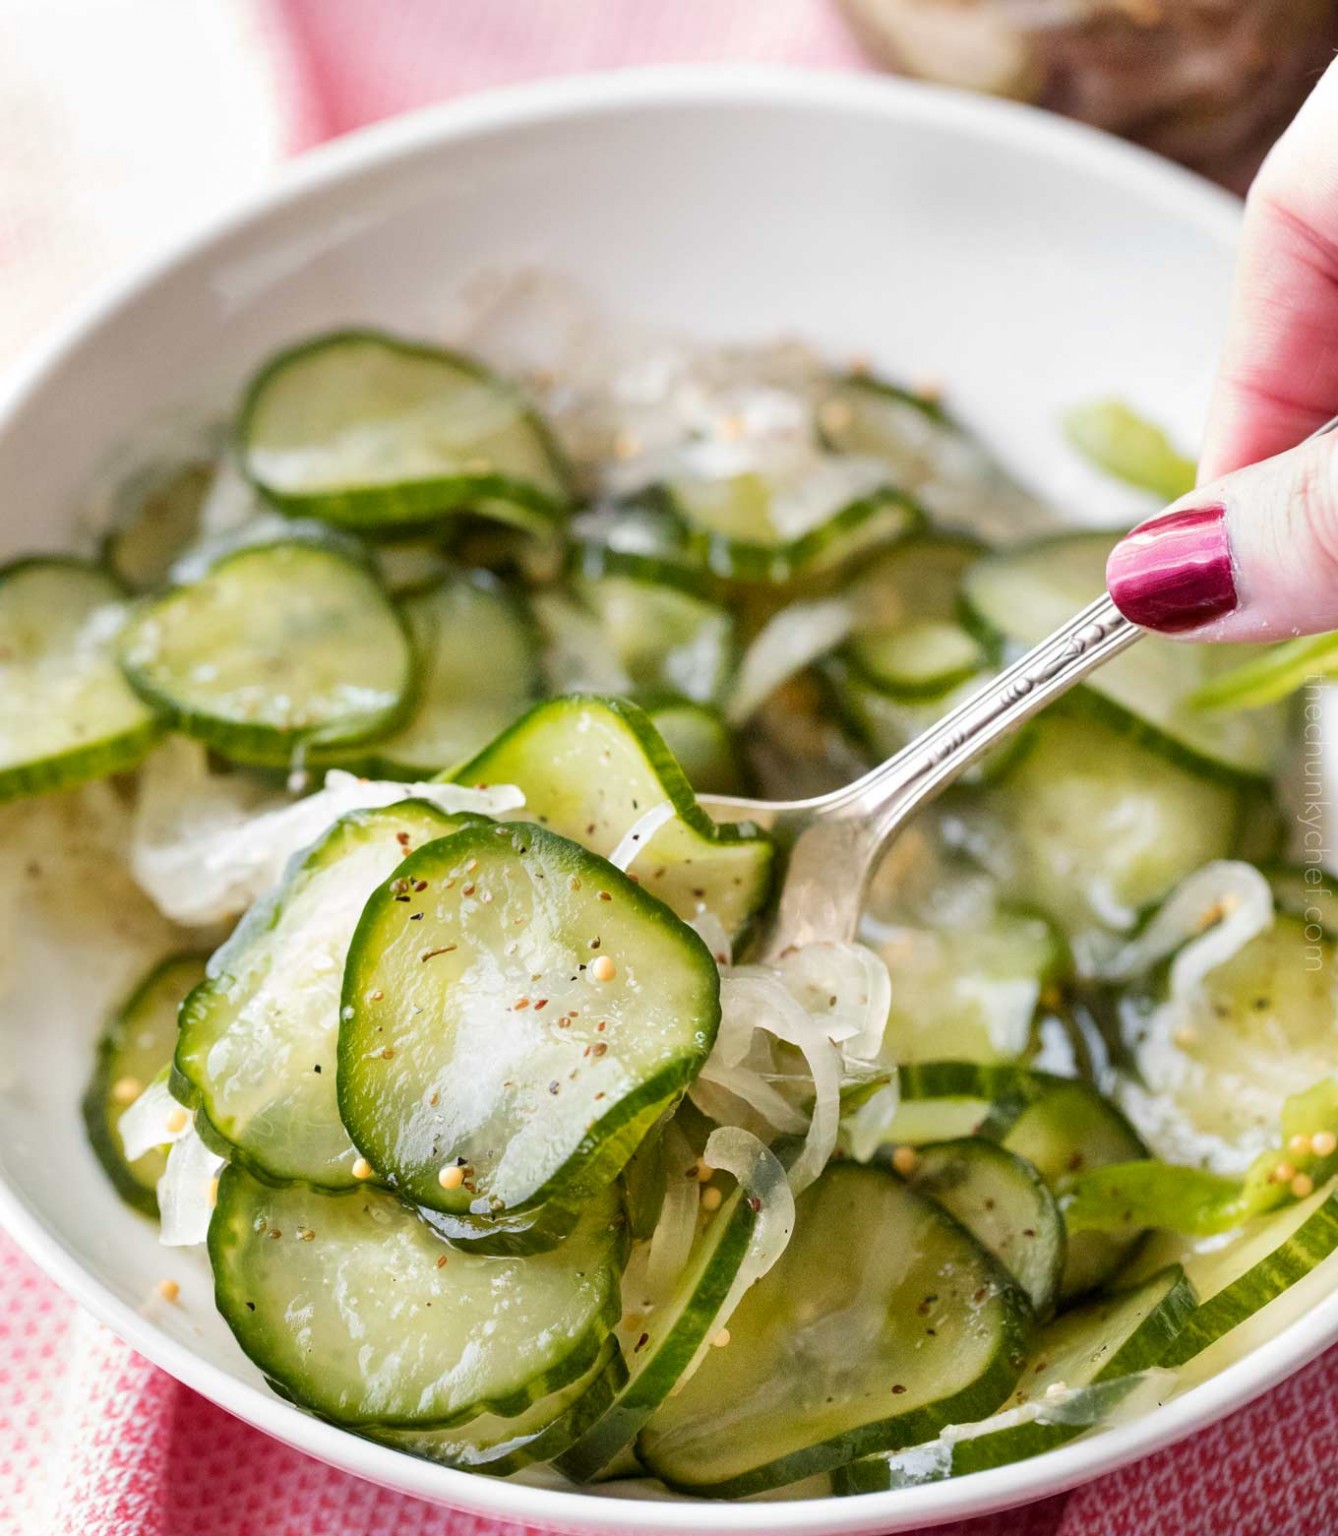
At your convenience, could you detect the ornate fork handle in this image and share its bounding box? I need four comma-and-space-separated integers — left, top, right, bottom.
837, 592, 1138, 844
770, 594, 1138, 949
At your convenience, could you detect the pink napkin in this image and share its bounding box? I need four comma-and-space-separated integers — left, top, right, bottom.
2, 4, 1336, 1533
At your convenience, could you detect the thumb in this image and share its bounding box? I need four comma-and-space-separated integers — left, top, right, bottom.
1106, 430, 1338, 642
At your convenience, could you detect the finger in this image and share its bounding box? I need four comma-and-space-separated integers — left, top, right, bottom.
1107, 430, 1338, 642
1199, 60, 1338, 484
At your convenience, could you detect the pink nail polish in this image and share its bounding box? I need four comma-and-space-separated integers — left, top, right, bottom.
1106, 505, 1238, 634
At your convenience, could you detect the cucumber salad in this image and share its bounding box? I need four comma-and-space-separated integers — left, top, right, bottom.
9, 283, 1337, 1499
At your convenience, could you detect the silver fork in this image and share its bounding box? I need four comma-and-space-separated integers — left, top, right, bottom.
699, 411, 1338, 957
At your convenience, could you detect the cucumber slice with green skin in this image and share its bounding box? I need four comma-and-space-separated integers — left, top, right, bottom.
175, 801, 467, 1188
557, 1153, 788, 1482
906, 1139, 1065, 1318
570, 570, 735, 705
238, 331, 572, 536
871, 1062, 1055, 1150
1264, 863, 1338, 936
1002, 1082, 1149, 1302
373, 537, 455, 598
825, 657, 1024, 786
641, 695, 749, 798
83, 952, 209, 1217
370, 1335, 628, 1475
209, 1164, 626, 1429
844, 620, 986, 701
101, 462, 214, 591
1124, 1182, 1338, 1366
1062, 401, 1197, 502
847, 532, 986, 628
622, 1120, 671, 1243
0, 559, 162, 803
836, 1265, 1194, 1492
656, 480, 922, 585
451, 695, 774, 941
1116, 916, 1338, 1175
815, 376, 1051, 545
960, 533, 1284, 782
339, 821, 721, 1239
955, 712, 1248, 969
352, 573, 540, 780
119, 540, 415, 768
839, 535, 989, 702
635, 1163, 1032, 1497
872, 905, 1070, 1067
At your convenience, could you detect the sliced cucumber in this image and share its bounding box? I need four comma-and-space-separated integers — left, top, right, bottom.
839, 534, 988, 701
570, 565, 734, 705
354, 573, 539, 779
370, 1335, 628, 1475
210, 1165, 625, 1428
238, 331, 571, 535
1063, 401, 1197, 502
658, 476, 921, 585
1002, 1081, 1149, 1301
845, 620, 985, 701
451, 696, 774, 940
0, 559, 161, 802
907, 1139, 1065, 1317
101, 462, 214, 591
955, 712, 1248, 968
83, 952, 209, 1217
837, 1265, 1193, 1491
175, 801, 465, 1187
848, 533, 984, 627
1126, 1182, 1338, 1366
339, 821, 720, 1242
636, 1163, 1031, 1496
1065, 1082, 1338, 1242
826, 658, 992, 770
1116, 915, 1338, 1174
815, 375, 1050, 543
868, 1062, 1053, 1150
374, 537, 455, 598
960, 533, 1284, 781
119, 540, 414, 768
872, 904, 1069, 1066
557, 1134, 792, 1482
641, 696, 749, 798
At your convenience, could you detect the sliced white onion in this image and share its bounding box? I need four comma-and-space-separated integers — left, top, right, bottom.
132, 737, 523, 925
772, 940, 893, 1068
669, 1127, 795, 1391
608, 800, 676, 874
157, 1126, 226, 1247
1104, 861, 1273, 992
725, 598, 855, 725
644, 1124, 700, 1299
718, 973, 842, 1195
119, 1077, 192, 1162
692, 1059, 809, 1135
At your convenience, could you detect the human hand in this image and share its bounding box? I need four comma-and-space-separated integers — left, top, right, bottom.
1107, 59, 1338, 641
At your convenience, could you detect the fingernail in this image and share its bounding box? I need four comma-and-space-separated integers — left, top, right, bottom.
1106, 505, 1238, 633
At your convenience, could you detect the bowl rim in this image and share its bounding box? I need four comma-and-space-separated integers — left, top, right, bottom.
5, 62, 1330, 1535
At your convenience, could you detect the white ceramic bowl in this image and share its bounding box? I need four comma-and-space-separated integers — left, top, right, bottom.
3, 65, 1335, 1536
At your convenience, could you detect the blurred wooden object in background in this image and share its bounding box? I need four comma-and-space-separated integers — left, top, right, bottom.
839, 0, 1338, 190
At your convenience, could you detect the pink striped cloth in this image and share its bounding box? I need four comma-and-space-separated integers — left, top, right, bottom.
2, 4, 1336, 1534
